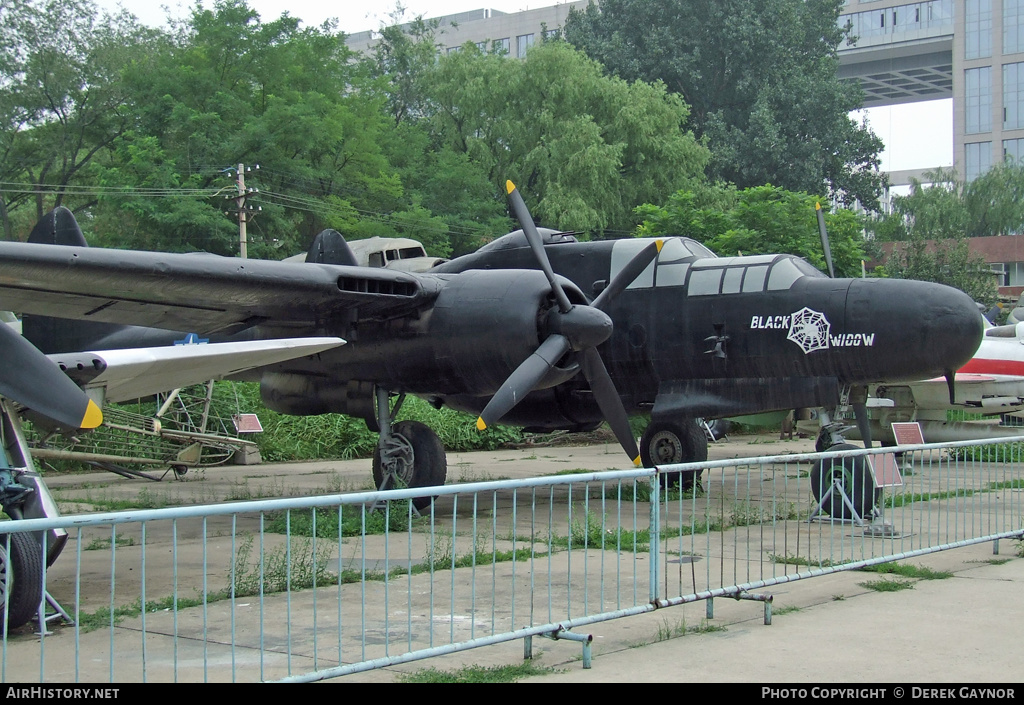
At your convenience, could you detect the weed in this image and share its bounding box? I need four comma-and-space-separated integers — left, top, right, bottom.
397, 662, 555, 683
768, 554, 845, 568
832, 594, 845, 601
730, 501, 798, 526
230, 534, 336, 597
773, 605, 801, 615
858, 562, 953, 580
67, 487, 176, 512
265, 502, 421, 538
604, 480, 653, 502
84, 536, 136, 551
687, 620, 727, 634
655, 617, 688, 641
859, 577, 915, 592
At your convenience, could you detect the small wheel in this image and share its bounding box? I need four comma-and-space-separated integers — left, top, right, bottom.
640, 419, 708, 491
0, 531, 44, 631
172, 465, 188, 479
372, 420, 447, 510
810, 443, 877, 520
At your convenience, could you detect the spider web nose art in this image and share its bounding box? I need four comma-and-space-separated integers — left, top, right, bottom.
786, 307, 830, 353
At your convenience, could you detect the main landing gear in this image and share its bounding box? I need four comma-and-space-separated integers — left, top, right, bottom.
640, 418, 708, 491
809, 392, 880, 521
370, 388, 447, 511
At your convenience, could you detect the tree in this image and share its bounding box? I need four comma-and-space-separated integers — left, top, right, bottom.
419, 40, 710, 235
0, 0, 153, 239
868, 163, 1024, 242
881, 237, 997, 308
636, 184, 868, 278
564, 0, 886, 210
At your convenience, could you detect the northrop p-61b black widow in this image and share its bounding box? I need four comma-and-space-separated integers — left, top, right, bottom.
0, 182, 984, 506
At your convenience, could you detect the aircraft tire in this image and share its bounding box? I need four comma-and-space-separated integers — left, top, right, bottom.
640, 419, 708, 491
810, 443, 877, 521
372, 420, 447, 510
0, 531, 43, 632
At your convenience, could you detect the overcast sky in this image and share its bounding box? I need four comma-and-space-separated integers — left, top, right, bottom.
95, 0, 953, 175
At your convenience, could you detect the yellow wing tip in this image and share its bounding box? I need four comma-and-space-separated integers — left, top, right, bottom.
476, 417, 488, 431
505, 180, 516, 194
81, 399, 103, 429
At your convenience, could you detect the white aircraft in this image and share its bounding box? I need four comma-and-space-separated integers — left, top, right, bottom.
860, 319, 1024, 444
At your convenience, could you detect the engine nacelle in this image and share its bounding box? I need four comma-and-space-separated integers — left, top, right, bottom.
416, 269, 587, 396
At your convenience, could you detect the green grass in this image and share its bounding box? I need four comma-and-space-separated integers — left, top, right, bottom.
397, 662, 556, 683
75, 594, 210, 632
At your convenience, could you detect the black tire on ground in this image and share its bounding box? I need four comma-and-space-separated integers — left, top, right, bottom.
0, 531, 43, 631
372, 420, 448, 510
810, 443, 877, 520
640, 419, 708, 491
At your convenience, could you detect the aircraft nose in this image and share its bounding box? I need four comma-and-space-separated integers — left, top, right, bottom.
846, 278, 984, 382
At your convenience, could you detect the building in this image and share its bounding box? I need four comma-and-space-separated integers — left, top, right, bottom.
344, 3, 588, 57
837, 0, 1024, 184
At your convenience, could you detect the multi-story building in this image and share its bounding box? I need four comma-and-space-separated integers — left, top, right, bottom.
344, 3, 588, 57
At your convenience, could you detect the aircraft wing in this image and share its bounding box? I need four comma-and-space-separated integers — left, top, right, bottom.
49, 337, 344, 405
0, 242, 440, 335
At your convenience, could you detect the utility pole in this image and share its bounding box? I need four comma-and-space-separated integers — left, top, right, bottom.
226, 163, 260, 258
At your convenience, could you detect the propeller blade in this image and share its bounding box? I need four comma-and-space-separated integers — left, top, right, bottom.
815, 202, 836, 279
945, 369, 957, 406
581, 348, 641, 466
0, 323, 102, 429
506, 180, 574, 314
591, 240, 663, 311
477, 334, 571, 430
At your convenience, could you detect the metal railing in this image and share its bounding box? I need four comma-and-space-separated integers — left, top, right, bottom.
2, 437, 1023, 682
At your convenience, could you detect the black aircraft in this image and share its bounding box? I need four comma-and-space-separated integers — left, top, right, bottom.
0, 182, 984, 504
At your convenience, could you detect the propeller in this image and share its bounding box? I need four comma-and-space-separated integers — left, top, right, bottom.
476, 180, 662, 466
0, 322, 102, 430
815, 202, 835, 279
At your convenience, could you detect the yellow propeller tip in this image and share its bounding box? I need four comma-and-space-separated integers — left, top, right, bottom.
815, 202, 822, 210
655, 239, 664, 252
81, 399, 103, 429
633, 456, 642, 467
505, 180, 516, 194
476, 417, 488, 431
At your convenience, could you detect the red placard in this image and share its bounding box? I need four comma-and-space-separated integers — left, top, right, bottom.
891, 422, 924, 446
868, 452, 904, 488
233, 413, 263, 433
